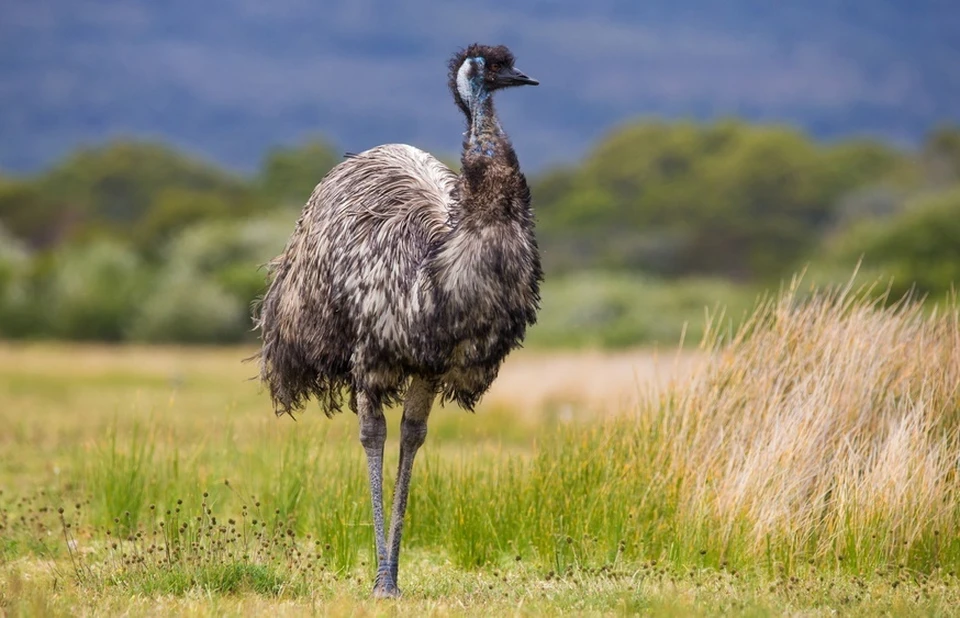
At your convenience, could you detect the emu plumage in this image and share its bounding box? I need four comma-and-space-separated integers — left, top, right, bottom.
254, 44, 541, 598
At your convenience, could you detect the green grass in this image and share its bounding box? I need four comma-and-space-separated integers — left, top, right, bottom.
1, 280, 960, 615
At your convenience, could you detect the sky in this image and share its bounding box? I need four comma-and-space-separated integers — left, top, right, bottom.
1, 0, 958, 173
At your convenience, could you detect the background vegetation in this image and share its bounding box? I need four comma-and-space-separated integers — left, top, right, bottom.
1, 121, 959, 345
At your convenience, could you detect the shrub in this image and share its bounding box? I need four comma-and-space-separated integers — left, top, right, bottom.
163, 216, 291, 299
0, 226, 35, 337
258, 138, 340, 206
0, 224, 27, 286
43, 242, 147, 340
823, 187, 960, 297
527, 272, 755, 348
126, 216, 293, 343
128, 269, 247, 343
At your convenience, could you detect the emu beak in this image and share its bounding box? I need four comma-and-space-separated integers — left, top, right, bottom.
497, 65, 539, 87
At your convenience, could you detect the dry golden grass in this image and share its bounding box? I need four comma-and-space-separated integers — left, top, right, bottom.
483, 347, 702, 416
653, 277, 960, 564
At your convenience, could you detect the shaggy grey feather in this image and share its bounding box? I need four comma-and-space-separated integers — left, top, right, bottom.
255, 48, 542, 418
253, 42, 541, 598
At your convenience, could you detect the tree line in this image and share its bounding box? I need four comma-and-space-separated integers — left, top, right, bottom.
1, 120, 959, 343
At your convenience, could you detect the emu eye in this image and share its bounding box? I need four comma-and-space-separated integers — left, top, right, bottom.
489, 63, 501, 73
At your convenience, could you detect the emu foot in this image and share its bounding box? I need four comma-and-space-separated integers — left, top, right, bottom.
372, 564, 400, 599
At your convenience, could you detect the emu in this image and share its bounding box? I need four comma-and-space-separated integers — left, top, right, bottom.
254, 44, 540, 598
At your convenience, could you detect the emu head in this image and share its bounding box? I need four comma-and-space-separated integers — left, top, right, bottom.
448, 44, 538, 117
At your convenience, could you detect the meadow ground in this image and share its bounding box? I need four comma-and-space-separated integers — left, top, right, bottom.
2, 282, 960, 616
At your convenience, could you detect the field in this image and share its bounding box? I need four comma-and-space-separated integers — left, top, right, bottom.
2, 282, 960, 616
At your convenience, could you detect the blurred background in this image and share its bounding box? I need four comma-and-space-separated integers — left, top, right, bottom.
1, 0, 959, 347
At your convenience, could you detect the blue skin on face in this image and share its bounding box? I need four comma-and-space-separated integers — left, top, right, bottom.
469, 57, 487, 102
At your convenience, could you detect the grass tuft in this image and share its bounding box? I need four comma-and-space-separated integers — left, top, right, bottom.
661, 276, 960, 571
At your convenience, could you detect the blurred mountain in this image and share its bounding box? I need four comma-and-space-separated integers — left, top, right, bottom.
2, 0, 958, 173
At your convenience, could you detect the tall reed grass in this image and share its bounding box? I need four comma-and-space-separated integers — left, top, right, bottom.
657, 277, 960, 571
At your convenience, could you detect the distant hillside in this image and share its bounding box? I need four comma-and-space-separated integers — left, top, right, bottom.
2, 0, 958, 173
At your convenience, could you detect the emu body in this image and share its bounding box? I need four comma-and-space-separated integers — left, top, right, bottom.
255, 44, 540, 597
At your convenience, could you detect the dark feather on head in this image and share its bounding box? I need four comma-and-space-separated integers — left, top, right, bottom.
448, 44, 518, 115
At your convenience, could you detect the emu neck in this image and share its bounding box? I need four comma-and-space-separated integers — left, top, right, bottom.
456, 96, 527, 223
466, 95, 503, 158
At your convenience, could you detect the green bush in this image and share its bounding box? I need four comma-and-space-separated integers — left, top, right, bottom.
35, 141, 254, 234
128, 269, 247, 343
164, 216, 290, 275
0, 179, 63, 248
527, 272, 757, 348
534, 120, 910, 278
0, 217, 295, 343
162, 216, 292, 302
0, 226, 36, 337
136, 188, 234, 251
258, 138, 340, 206
822, 187, 960, 297
44, 242, 147, 340
0, 224, 26, 283
126, 215, 294, 342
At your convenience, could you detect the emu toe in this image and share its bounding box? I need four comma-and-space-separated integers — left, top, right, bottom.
372, 567, 401, 599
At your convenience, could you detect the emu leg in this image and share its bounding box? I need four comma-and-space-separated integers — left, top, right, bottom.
357, 392, 392, 598
384, 377, 435, 596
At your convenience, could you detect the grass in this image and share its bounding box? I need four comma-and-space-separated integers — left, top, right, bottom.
1, 277, 960, 615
